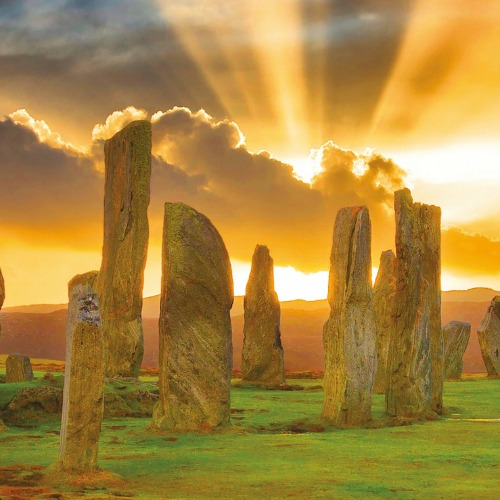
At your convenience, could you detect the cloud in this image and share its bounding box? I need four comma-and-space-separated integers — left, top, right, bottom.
150, 107, 406, 270
0, 117, 103, 247
7, 105, 498, 283
9, 109, 84, 154
442, 227, 500, 276
91, 106, 148, 141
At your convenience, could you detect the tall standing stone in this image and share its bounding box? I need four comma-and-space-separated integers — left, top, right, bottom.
477, 296, 500, 378
152, 203, 233, 432
97, 120, 151, 378
421, 196, 443, 414
5, 354, 33, 382
373, 250, 396, 394
241, 245, 284, 385
0, 268, 5, 431
321, 206, 376, 427
60, 271, 104, 473
0, 267, 4, 335
443, 321, 471, 380
386, 188, 441, 417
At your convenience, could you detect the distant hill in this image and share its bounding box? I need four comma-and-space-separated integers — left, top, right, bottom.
0, 288, 496, 372
442, 288, 499, 303
1, 303, 67, 314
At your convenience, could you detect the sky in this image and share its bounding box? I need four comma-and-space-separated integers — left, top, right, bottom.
1, 0, 500, 306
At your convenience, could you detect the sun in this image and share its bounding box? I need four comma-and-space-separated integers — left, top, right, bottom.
283, 149, 324, 184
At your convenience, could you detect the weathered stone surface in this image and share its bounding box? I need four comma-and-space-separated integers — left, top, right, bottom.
321, 206, 376, 427
3, 386, 63, 424
241, 245, 284, 385
420, 197, 443, 414
373, 250, 396, 394
0, 268, 5, 431
443, 321, 471, 380
386, 188, 442, 417
152, 202, 233, 433
97, 120, 151, 378
60, 271, 104, 473
5, 353, 33, 382
0, 266, 4, 311
477, 296, 500, 378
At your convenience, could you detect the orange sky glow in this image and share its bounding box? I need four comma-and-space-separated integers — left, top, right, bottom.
1, 0, 500, 306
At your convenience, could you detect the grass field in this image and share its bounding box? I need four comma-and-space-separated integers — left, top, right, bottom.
0, 371, 498, 499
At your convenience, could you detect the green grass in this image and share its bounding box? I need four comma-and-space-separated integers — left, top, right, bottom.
1, 377, 499, 499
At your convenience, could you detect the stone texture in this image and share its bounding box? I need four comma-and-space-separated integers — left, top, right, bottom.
0, 267, 4, 310
5, 353, 33, 382
321, 206, 376, 427
3, 386, 63, 424
60, 271, 105, 473
372, 250, 396, 394
241, 245, 284, 385
477, 296, 500, 378
0, 267, 4, 335
386, 188, 442, 417
0, 268, 5, 431
97, 120, 151, 378
152, 203, 233, 433
443, 321, 471, 380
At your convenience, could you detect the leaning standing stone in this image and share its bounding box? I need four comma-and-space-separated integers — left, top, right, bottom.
152, 203, 234, 432
5, 353, 33, 383
60, 271, 104, 473
321, 206, 376, 427
372, 250, 396, 394
241, 245, 284, 385
477, 296, 500, 378
97, 120, 151, 378
443, 321, 471, 380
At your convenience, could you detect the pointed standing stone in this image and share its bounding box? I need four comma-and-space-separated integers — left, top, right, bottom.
241, 245, 284, 385
97, 120, 151, 378
60, 271, 104, 473
373, 250, 396, 394
443, 321, 471, 380
321, 206, 376, 427
386, 189, 441, 417
5, 354, 33, 382
152, 203, 233, 433
477, 296, 500, 378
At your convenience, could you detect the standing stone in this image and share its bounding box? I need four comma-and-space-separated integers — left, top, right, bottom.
241, 245, 284, 385
321, 206, 376, 427
97, 120, 151, 378
386, 189, 442, 417
421, 197, 443, 414
477, 297, 500, 378
443, 321, 471, 380
0, 267, 4, 309
0, 268, 4, 431
0, 267, 4, 335
5, 354, 33, 382
152, 203, 233, 433
373, 250, 396, 394
60, 271, 104, 473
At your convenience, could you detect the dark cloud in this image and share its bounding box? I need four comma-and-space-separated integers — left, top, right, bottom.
151, 107, 405, 270
0, 118, 103, 247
